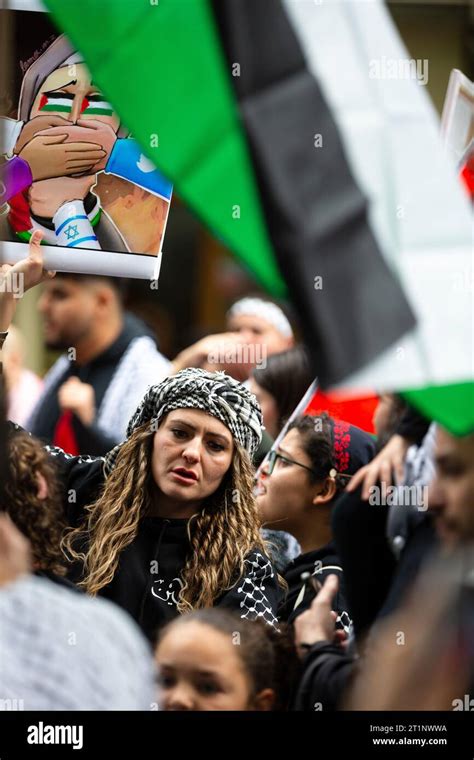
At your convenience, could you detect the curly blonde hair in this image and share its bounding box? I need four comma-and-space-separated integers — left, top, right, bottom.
62, 422, 278, 610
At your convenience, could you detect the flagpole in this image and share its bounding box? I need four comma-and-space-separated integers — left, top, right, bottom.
256, 378, 318, 478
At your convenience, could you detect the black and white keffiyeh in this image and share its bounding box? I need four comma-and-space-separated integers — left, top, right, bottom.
104, 368, 263, 473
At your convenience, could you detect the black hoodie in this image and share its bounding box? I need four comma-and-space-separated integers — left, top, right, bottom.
24, 435, 282, 642
279, 542, 351, 632
99, 516, 281, 642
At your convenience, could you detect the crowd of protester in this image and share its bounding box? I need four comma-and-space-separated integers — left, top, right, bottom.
0, 232, 473, 712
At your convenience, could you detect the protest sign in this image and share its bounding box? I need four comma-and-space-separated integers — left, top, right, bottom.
0, 0, 172, 280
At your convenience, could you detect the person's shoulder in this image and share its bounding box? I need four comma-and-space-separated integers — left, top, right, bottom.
44, 446, 105, 519
284, 544, 343, 577
218, 548, 281, 628
313, 547, 344, 577
244, 547, 278, 576
126, 335, 171, 372
5, 420, 23, 437
42, 354, 71, 384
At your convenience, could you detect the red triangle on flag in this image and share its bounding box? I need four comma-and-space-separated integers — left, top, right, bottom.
304, 389, 378, 434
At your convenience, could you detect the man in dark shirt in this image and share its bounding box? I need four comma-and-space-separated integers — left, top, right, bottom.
27, 274, 170, 455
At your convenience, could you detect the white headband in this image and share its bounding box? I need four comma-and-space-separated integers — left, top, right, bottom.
61, 53, 84, 67
228, 298, 293, 339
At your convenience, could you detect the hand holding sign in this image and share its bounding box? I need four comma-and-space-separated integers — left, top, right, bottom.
0, 231, 55, 333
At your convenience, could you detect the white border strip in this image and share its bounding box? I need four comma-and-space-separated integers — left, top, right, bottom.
0, 0, 46, 11
0, 240, 156, 279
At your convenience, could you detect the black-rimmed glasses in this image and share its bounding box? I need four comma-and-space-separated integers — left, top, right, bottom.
264, 449, 353, 482
265, 449, 319, 477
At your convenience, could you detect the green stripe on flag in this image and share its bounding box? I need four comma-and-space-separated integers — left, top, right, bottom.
44, 0, 285, 296
40, 104, 71, 112
83, 107, 114, 116
402, 382, 474, 437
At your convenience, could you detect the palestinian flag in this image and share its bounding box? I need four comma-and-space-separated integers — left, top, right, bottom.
38, 92, 114, 117
38, 93, 74, 113
260, 381, 377, 477
305, 389, 378, 435
44, 0, 473, 434
286, 380, 378, 435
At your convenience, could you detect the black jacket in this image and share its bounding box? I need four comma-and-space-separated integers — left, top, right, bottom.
293, 514, 439, 711
293, 642, 355, 711
279, 542, 351, 632
43, 442, 282, 642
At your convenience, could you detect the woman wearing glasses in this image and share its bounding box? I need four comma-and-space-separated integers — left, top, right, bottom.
256, 413, 375, 627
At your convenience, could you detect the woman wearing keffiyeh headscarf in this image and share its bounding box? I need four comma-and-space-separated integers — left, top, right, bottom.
36, 368, 284, 642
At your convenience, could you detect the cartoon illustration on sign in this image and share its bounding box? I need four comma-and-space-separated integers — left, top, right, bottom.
1, 30, 172, 274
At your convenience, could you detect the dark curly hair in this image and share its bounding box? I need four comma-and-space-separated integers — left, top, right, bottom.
5, 431, 67, 576
288, 413, 347, 491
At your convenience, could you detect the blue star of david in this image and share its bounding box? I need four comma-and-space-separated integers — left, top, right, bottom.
65, 224, 79, 241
